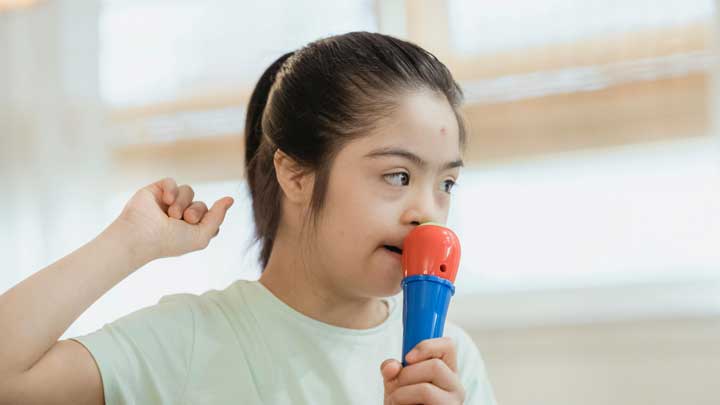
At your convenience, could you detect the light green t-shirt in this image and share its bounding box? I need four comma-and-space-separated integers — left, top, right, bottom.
73, 280, 496, 405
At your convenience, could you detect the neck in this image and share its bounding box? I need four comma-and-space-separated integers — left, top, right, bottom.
258, 225, 389, 330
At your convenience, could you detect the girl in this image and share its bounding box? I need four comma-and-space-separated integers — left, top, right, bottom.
0, 32, 496, 405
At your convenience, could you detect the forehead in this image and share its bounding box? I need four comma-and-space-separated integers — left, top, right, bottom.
346, 90, 462, 161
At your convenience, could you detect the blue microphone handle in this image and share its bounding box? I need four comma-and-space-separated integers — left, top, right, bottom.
401, 274, 455, 366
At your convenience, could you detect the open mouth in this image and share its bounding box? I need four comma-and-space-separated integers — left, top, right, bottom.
383, 245, 403, 255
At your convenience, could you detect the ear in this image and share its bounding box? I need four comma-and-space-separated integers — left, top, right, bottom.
274, 149, 314, 205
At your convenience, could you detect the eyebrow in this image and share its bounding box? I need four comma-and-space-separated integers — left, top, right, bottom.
364, 147, 464, 170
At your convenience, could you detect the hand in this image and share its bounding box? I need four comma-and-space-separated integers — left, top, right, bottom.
109, 177, 234, 265
381, 337, 465, 405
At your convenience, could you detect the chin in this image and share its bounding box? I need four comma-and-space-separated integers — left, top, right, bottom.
347, 252, 403, 297
386, 283, 403, 296
374, 270, 404, 297
351, 272, 401, 298
365, 286, 401, 299
373, 282, 402, 297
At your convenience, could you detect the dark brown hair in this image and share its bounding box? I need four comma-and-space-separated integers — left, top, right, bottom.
244, 31, 465, 268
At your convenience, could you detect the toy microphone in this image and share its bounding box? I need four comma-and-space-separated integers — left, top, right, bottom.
400, 222, 461, 366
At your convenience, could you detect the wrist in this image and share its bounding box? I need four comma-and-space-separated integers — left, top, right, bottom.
101, 219, 157, 270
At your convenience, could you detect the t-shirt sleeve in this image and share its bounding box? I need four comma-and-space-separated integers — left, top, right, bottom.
447, 323, 498, 405
71, 293, 197, 405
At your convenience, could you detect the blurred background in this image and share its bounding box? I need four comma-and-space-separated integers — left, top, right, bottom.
1, 0, 720, 403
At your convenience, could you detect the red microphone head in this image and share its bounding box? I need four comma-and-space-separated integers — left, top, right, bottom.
401, 223, 461, 283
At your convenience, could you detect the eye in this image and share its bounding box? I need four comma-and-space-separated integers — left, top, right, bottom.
442, 179, 456, 194
384, 172, 410, 186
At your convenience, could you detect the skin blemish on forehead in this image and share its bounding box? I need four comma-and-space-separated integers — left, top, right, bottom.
440, 126, 447, 137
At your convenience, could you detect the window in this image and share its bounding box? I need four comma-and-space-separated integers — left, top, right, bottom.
100, 0, 377, 107
448, 0, 715, 54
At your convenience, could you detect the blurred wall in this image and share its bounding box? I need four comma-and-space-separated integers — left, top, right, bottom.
467, 317, 720, 405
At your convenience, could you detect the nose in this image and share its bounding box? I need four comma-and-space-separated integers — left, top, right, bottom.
400, 186, 444, 227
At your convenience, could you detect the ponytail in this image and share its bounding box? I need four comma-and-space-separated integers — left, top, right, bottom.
244, 52, 295, 167
244, 52, 294, 268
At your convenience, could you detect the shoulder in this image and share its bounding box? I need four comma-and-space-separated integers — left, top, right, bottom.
159, 280, 268, 341
157, 279, 255, 320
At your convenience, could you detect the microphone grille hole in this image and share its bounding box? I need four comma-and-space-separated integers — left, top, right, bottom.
440, 264, 447, 273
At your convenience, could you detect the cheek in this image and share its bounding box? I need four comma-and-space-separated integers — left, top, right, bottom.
326, 180, 376, 234
319, 176, 389, 250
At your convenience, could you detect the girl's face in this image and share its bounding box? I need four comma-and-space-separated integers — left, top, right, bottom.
310, 90, 463, 299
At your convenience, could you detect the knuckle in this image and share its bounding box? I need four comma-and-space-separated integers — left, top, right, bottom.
419, 382, 434, 400
441, 337, 456, 354
430, 358, 444, 372
179, 184, 194, 197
